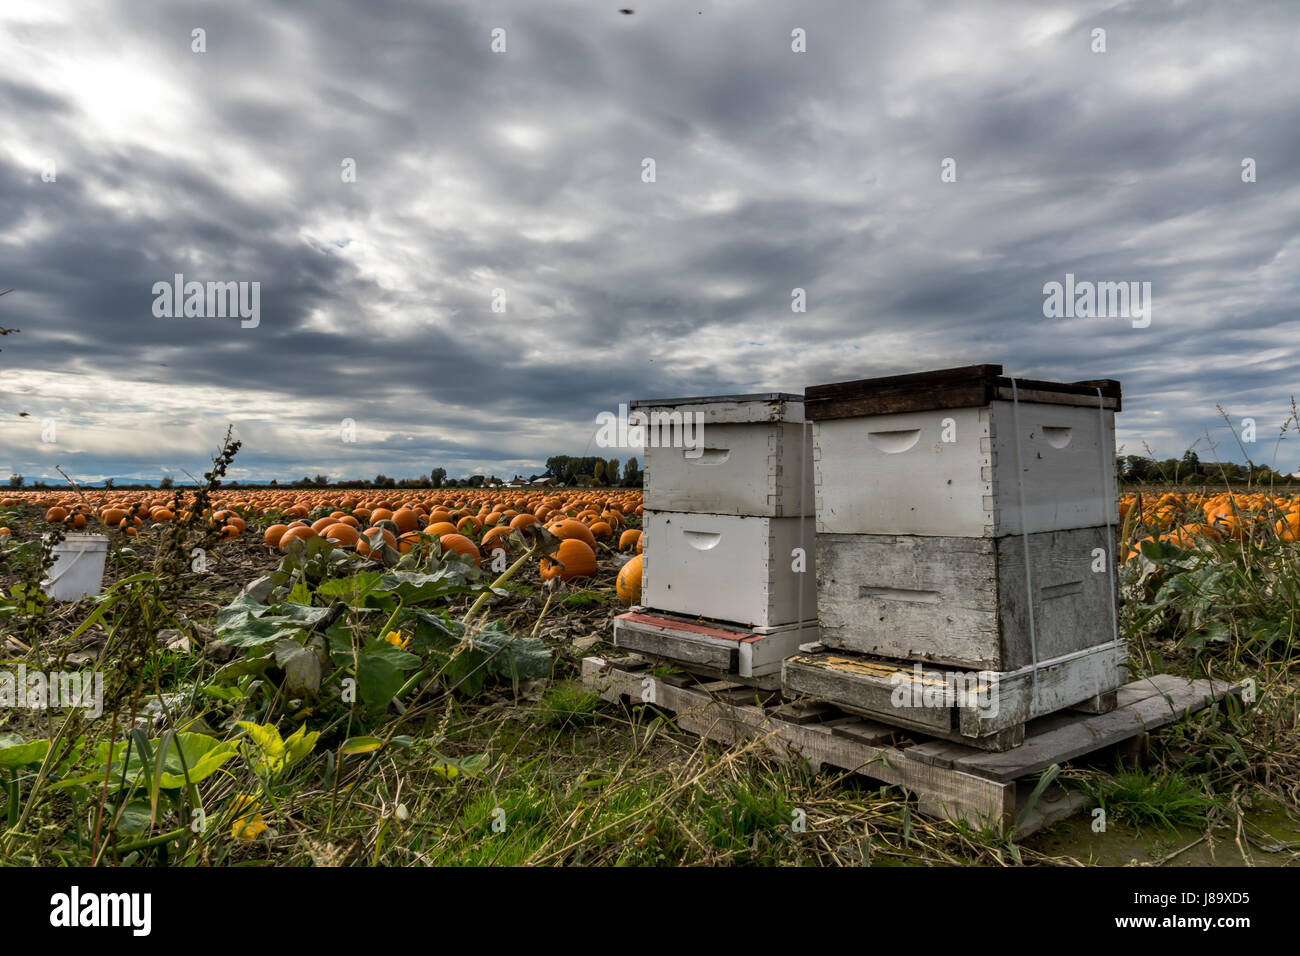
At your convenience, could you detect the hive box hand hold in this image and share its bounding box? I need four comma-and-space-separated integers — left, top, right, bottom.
806, 364, 1121, 538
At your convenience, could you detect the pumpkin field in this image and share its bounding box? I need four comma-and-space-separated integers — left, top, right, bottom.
0, 432, 1297, 868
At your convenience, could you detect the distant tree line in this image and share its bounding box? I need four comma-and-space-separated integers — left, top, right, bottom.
16, 450, 1298, 492
544, 456, 641, 487
1119, 451, 1297, 486
3, 454, 647, 492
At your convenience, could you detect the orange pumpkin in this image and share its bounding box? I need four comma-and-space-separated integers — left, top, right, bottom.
392, 508, 420, 534
279, 526, 317, 551
548, 519, 597, 550
438, 533, 481, 561
616, 555, 643, 604
322, 523, 360, 548
540, 538, 597, 581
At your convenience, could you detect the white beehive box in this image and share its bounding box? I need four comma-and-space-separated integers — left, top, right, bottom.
641, 510, 815, 629
633, 393, 812, 517
807, 365, 1121, 537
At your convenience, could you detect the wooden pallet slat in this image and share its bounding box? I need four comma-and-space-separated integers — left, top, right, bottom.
907, 677, 1240, 784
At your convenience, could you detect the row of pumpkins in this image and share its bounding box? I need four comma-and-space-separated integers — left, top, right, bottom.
1120, 490, 1300, 560
3, 489, 646, 605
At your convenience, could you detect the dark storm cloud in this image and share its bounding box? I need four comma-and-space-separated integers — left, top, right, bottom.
0, 0, 1298, 483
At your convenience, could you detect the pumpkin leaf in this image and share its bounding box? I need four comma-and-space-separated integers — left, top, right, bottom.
317, 571, 384, 606
217, 611, 308, 648
356, 643, 421, 708
275, 639, 322, 697
374, 569, 476, 604
0, 733, 49, 769
114, 800, 155, 836
472, 621, 553, 681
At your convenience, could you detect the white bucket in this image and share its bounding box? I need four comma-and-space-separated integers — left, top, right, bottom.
41, 533, 110, 601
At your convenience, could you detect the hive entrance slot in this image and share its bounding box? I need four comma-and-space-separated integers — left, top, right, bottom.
686, 447, 730, 464
866, 428, 922, 453
683, 530, 722, 550
1041, 426, 1073, 448
1039, 580, 1083, 599
858, 585, 942, 604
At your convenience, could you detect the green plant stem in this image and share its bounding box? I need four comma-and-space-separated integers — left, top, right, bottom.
531, 592, 555, 639
462, 549, 535, 626
112, 826, 189, 855
376, 599, 405, 642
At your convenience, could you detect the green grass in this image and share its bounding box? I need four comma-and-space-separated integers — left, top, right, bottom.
1079, 764, 1215, 832
539, 683, 604, 728
559, 591, 611, 609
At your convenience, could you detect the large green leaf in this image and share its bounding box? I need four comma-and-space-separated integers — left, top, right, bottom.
0, 733, 50, 769
473, 622, 554, 681
275, 638, 323, 696
215, 592, 272, 629
374, 569, 479, 604
53, 733, 237, 790
217, 613, 308, 648
317, 571, 384, 606
356, 643, 421, 708
114, 800, 154, 835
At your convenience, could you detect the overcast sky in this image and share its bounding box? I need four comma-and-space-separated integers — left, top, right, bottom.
0, 0, 1297, 484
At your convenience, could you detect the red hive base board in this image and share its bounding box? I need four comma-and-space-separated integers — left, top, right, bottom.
612, 609, 818, 683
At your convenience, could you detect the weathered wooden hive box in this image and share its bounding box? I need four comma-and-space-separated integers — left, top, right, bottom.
614, 393, 818, 684
803, 365, 1122, 671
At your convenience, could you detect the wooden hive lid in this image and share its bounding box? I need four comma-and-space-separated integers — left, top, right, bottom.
629, 392, 805, 424
804, 364, 1121, 420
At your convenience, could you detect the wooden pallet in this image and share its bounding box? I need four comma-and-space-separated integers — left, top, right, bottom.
581, 656, 1239, 838
781, 642, 1124, 752
613, 609, 818, 689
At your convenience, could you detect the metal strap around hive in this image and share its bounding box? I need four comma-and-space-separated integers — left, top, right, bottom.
796, 417, 809, 628
1097, 386, 1120, 647
1009, 378, 1041, 714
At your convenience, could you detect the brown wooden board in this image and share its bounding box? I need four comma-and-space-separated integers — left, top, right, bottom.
805, 363, 1121, 420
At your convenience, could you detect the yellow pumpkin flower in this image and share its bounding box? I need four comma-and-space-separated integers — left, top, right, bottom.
230, 794, 268, 841
383, 630, 410, 649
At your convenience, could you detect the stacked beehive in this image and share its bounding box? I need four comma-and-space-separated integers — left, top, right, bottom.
783, 365, 1124, 750
612, 393, 818, 686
